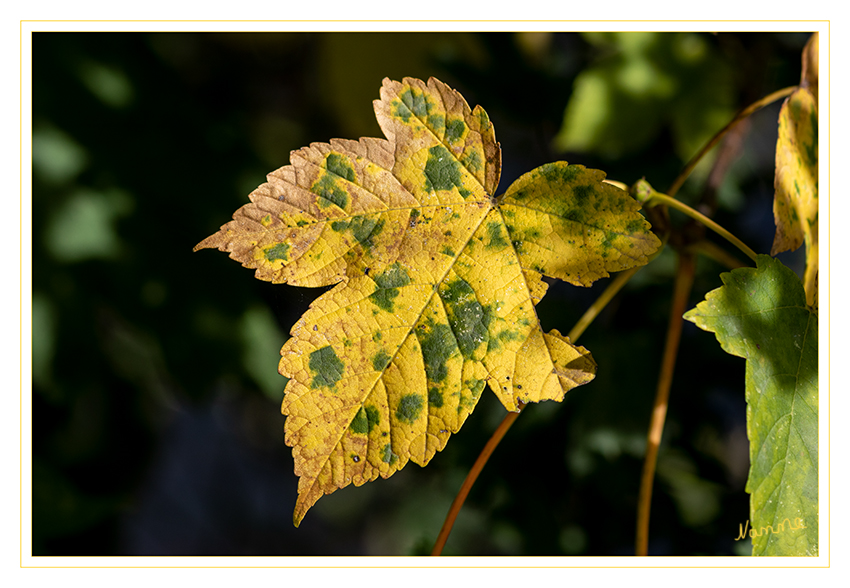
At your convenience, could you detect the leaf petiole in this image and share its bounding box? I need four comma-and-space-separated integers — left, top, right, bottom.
635, 252, 696, 556
636, 184, 758, 264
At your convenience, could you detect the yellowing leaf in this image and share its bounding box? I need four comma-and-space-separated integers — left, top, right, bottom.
801, 32, 818, 104
772, 33, 818, 309
195, 76, 662, 525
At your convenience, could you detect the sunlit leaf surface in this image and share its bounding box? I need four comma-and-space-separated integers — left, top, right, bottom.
196, 77, 661, 525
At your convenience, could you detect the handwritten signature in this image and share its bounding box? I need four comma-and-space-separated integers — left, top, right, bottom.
735, 518, 806, 541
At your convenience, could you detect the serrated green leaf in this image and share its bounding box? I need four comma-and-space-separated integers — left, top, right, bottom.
684, 255, 817, 556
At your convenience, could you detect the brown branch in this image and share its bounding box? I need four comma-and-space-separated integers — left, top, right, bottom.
667, 86, 796, 198
635, 252, 696, 556
430, 406, 524, 556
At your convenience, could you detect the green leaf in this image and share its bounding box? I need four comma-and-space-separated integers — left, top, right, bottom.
684, 255, 817, 556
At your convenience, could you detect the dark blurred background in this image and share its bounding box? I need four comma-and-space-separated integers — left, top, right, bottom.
30, 31, 811, 556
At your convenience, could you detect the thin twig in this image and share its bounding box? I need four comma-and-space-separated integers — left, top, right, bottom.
667, 86, 797, 198
430, 407, 523, 556
635, 253, 696, 556
688, 240, 747, 271
648, 192, 758, 263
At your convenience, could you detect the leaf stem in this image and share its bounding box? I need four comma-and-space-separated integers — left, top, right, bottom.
647, 192, 758, 263
430, 406, 523, 556
635, 252, 696, 556
667, 85, 797, 198
431, 268, 641, 556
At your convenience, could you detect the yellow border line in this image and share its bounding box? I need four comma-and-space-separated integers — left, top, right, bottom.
19, 21, 830, 569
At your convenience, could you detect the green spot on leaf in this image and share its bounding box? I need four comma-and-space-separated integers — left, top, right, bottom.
381, 443, 399, 465
351, 216, 385, 248
486, 221, 509, 249
325, 152, 356, 183
309, 345, 344, 389
312, 173, 349, 210
417, 319, 459, 383
440, 279, 492, 358
446, 118, 466, 143
369, 262, 411, 312
372, 349, 391, 371
350, 404, 380, 434
264, 243, 290, 262
401, 87, 431, 118
428, 387, 444, 408
428, 114, 445, 133
424, 145, 466, 195
396, 393, 424, 424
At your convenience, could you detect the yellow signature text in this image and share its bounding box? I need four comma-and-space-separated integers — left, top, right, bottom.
735, 518, 806, 541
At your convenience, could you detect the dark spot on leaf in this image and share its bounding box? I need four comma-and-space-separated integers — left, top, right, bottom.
369, 262, 411, 312
309, 345, 344, 389
350, 404, 381, 434
440, 279, 492, 358
424, 145, 467, 196
381, 443, 399, 465
372, 349, 391, 371
417, 319, 459, 382
428, 387, 444, 408
396, 393, 424, 424
264, 243, 290, 262
486, 221, 509, 249
625, 219, 645, 234
572, 184, 593, 207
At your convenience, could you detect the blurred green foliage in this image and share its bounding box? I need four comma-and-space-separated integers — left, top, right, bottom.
31, 31, 809, 556
554, 32, 737, 162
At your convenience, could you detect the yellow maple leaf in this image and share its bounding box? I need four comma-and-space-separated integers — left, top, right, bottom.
195, 77, 661, 525
772, 33, 818, 309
